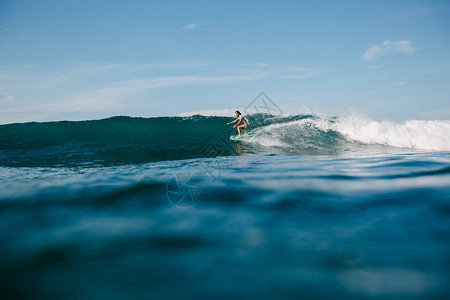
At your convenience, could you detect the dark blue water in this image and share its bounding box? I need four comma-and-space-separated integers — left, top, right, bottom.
1, 116, 450, 299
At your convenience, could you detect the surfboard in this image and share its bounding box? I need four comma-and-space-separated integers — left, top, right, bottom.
229, 132, 254, 141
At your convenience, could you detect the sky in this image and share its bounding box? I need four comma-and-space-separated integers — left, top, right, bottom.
1, 0, 450, 124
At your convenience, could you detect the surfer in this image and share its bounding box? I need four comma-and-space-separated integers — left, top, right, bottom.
227, 110, 250, 139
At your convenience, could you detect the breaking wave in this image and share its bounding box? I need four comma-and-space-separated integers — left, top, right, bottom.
0, 114, 449, 167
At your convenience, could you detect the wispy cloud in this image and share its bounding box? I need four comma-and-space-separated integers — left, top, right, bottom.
237, 63, 324, 79
363, 40, 415, 60
393, 81, 406, 86
182, 23, 197, 30
0, 92, 14, 103
68, 60, 213, 74
0, 61, 325, 122
366, 65, 384, 69
66, 65, 324, 112
68, 75, 259, 112
0, 26, 14, 32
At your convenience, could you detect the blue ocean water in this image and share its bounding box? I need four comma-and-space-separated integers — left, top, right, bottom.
1, 115, 450, 299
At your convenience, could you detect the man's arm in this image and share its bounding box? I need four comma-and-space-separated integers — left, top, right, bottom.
234, 119, 242, 127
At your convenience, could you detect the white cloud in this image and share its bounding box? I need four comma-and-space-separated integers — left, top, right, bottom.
393, 81, 406, 86
363, 40, 415, 60
182, 23, 197, 30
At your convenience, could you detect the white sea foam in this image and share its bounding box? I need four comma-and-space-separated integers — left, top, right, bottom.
247, 117, 332, 150
247, 114, 450, 151
333, 116, 450, 151
180, 107, 450, 151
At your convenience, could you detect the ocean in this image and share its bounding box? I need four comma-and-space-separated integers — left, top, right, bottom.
1, 114, 450, 299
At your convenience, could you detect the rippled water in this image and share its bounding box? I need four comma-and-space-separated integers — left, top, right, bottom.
1, 151, 450, 299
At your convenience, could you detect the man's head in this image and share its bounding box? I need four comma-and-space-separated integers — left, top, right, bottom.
235, 110, 241, 117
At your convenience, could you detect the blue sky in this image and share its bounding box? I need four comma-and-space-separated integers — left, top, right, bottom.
1, 0, 449, 124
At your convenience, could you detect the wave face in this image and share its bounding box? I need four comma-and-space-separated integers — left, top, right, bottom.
1, 115, 449, 167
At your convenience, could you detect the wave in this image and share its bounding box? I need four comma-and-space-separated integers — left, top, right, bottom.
0, 114, 449, 167
248, 115, 450, 152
